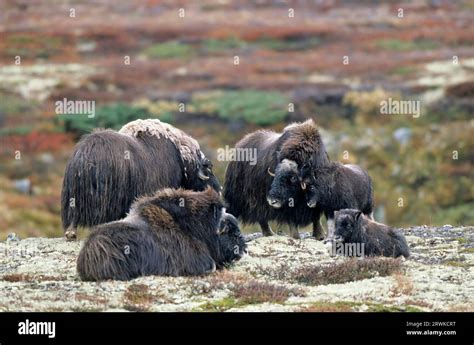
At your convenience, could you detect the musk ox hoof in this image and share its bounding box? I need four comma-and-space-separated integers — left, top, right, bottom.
291, 233, 301, 240
262, 230, 275, 237
64, 229, 77, 241
312, 232, 325, 241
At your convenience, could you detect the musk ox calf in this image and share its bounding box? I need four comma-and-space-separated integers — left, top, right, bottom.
77, 188, 247, 281
61, 119, 220, 240
224, 119, 330, 239
300, 161, 374, 240
334, 209, 410, 258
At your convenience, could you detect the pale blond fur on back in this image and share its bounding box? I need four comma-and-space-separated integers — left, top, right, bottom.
119, 119, 202, 166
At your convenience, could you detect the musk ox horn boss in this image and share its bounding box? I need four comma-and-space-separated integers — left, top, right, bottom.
61, 119, 221, 240
77, 187, 247, 281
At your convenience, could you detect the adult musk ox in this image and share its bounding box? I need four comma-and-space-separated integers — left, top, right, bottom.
300, 161, 374, 240
334, 209, 410, 258
224, 119, 330, 239
77, 188, 247, 281
61, 119, 220, 240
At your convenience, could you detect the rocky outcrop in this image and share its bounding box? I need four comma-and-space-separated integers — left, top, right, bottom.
0, 226, 472, 312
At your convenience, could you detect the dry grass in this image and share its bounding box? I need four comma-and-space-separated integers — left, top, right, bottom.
446, 304, 474, 312
404, 299, 432, 309
74, 292, 108, 305
231, 281, 305, 304
300, 301, 358, 312
123, 283, 155, 311
390, 273, 414, 296
292, 258, 402, 286
1, 273, 66, 282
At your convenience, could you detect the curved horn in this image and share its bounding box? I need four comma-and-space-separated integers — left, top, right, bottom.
267, 167, 275, 177
198, 170, 210, 180
301, 182, 307, 190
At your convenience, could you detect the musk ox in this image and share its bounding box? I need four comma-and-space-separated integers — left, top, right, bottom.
334, 209, 410, 258
300, 161, 374, 240
224, 119, 330, 239
61, 119, 220, 240
77, 187, 247, 281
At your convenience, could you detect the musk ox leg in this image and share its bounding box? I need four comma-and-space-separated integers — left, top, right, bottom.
326, 218, 335, 240
289, 224, 300, 239
312, 219, 325, 240
64, 225, 77, 241
259, 221, 275, 236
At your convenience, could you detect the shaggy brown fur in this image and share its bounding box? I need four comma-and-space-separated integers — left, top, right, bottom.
334, 209, 410, 258
61, 119, 220, 240
300, 161, 374, 240
77, 188, 247, 281
224, 119, 330, 239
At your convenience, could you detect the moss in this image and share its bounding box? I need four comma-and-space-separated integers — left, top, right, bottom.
203, 37, 247, 53
0, 125, 35, 137
375, 39, 439, 51
61, 103, 153, 136
216, 90, 289, 125
301, 301, 423, 312
196, 297, 244, 312
143, 41, 193, 59
455, 237, 469, 245
459, 248, 474, 254
444, 261, 472, 268
390, 66, 417, 76
4, 34, 63, 59
257, 36, 322, 51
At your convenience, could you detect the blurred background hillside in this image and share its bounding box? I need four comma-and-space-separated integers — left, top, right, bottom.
0, 0, 472, 240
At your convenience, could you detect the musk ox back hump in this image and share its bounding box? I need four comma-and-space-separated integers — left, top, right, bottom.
61, 119, 212, 232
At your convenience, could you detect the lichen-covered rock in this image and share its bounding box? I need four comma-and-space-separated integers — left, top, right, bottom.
0, 226, 472, 312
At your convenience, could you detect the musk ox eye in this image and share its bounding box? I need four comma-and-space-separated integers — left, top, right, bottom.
290, 176, 297, 183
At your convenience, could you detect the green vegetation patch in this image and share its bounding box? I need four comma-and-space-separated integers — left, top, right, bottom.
4, 34, 64, 59
216, 90, 289, 125
376, 39, 439, 51
0, 125, 34, 137
143, 41, 194, 59
61, 103, 152, 135
1, 273, 66, 282
203, 37, 248, 53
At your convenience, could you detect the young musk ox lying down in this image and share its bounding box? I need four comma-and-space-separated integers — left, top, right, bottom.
334, 209, 410, 258
77, 188, 247, 281
224, 119, 330, 239
300, 161, 374, 240
61, 119, 220, 241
